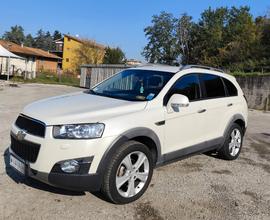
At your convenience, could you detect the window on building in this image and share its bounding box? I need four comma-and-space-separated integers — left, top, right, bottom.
66, 58, 69, 62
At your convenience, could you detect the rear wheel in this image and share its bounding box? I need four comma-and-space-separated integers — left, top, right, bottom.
101, 141, 153, 204
218, 123, 243, 160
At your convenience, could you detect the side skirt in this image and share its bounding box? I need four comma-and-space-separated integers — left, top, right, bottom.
156, 137, 224, 167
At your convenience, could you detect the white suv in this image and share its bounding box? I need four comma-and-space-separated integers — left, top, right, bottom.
9, 64, 248, 204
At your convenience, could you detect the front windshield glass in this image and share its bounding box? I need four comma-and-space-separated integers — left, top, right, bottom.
89, 69, 174, 101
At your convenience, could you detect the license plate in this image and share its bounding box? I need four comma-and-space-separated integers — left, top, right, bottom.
10, 155, 25, 175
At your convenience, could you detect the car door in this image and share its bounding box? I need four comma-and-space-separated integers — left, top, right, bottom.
198, 73, 228, 141
163, 74, 208, 154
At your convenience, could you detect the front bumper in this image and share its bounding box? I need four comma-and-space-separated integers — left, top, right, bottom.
10, 123, 116, 174
9, 123, 117, 191
10, 151, 102, 191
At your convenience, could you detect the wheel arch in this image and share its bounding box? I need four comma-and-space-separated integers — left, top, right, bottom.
96, 127, 161, 175
221, 114, 246, 147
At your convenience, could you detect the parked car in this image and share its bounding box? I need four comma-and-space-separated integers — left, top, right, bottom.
9, 64, 248, 204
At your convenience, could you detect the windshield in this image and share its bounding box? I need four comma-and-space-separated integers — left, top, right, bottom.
89, 69, 174, 101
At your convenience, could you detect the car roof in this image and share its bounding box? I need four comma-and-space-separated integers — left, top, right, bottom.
130, 63, 180, 73
131, 63, 235, 80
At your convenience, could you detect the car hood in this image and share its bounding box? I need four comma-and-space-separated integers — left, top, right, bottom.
22, 92, 147, 125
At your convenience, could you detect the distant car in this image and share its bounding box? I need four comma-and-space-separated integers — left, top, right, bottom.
9, 64, 248, 204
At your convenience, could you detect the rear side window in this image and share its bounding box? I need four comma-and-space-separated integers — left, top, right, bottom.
169, 74, 200, 101
200, 74, 225, 98
223, 78, 238, 96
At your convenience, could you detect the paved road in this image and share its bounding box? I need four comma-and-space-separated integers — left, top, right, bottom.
0, 83, 269, 220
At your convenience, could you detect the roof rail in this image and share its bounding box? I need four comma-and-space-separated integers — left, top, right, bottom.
180, 65, 225, 73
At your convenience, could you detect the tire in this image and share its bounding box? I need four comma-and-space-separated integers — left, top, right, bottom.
101, 141, 154, 204
218, 123, 243, 160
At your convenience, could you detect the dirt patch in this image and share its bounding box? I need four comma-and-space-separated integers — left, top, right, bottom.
239, 157, 270, 174
242, 190, 260, 201
251, 140, 270, 160
262, 133, 270, 137
181, 162, 203, 172
212, 169, 232, 175
134, 201, 164, 220
211, 184, 227, 193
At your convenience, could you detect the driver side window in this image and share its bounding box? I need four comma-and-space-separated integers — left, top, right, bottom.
169, 74, 201, 101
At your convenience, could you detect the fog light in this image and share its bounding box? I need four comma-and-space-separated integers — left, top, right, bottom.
60, 160, 80, 173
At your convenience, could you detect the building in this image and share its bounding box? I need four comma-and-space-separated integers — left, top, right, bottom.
51, 34, 105, 72
0, 40, 61, 77
126, 59, 142, 65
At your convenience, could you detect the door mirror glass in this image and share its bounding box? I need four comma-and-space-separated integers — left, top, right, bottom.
167, 94, 189, 112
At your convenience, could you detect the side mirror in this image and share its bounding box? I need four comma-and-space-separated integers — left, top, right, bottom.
167, 94, 189, 113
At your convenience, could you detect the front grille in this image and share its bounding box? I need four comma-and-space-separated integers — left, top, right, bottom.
10, 134, 40, 163
15, 115, 46, 137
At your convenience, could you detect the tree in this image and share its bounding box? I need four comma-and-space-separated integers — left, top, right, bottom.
34, 29, 53, 51
24, 34, 35, 47
34, 29, 46, 49
218, 6, 258, 70
189, 7, 229, 67
52, 30, 62, 40
3, 25, 25, 44
176, 14, 193, 64
142, 6, 270, 71
72, 39, 105, 71
103, 47, 125, 64
142, 12, 178, 65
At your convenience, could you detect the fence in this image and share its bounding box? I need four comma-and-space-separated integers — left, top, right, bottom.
80, 64, 133, 88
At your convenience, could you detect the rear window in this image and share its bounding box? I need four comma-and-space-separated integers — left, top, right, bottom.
200, 74, 225, 98
223, 77, 238, 96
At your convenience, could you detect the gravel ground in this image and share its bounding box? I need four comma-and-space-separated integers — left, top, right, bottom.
0, 83, 269, 220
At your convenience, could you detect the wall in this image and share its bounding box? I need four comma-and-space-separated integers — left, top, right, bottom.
236, 76, 270, 111
0, 56, 36, 78
36, 58, 58, 73
62, 36, 82, 71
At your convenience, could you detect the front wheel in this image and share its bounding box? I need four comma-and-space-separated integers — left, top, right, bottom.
218, 123, 244, 160
101, 141, 153, 204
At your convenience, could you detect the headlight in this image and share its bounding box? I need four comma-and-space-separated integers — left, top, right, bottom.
53, 123, 105, 139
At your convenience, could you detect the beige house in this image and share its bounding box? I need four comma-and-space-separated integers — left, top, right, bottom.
0, 40, 61, 78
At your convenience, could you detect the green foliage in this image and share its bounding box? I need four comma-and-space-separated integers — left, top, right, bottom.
24, 34, 35, 47
3, 25, 25, 44
1, 26, 62, 51
142, 12, 178, 65
34, 30, 54, 51
52, 30, 62, 41
143, 6, 270, 72
103, 47, 125, 64
176, 14, 193, 64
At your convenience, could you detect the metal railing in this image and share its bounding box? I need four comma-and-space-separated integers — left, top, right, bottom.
180, 65, 225, 73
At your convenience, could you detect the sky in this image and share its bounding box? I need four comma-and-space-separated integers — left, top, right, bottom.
0, 0, 269, 61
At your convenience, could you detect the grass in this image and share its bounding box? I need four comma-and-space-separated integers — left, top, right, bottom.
11, 72, 80, 87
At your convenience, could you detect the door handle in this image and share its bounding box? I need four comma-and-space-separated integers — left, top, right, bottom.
198, 109, 206, 113
227, 103, 233, 107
